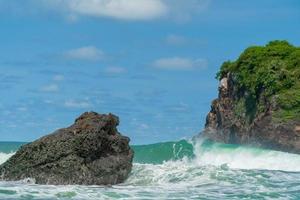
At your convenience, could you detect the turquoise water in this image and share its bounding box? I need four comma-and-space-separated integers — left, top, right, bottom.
1, 139, 300, 199
0, 142, 26, 153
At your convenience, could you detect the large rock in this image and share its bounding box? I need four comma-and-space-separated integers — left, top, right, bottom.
0, 112, 134, 185
202, 41, 300, 153
203, 73, 300, 153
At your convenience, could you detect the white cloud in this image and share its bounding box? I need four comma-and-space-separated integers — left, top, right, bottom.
163, 0, 210, 22
40, 84, 59, 92
64, 46, 104, 61
40, 0, 167, 21
165, 34, 187, 45
53, 74, 64, 81
166, 34, 208, 47
140, 123, 150, 130
152, 57, 207, 70
35, 0, 209, 21
17, 107, 28, 112
105, 66, 126, 74
64, 100, 91, 108
44, 99, 54, 104
168, 102, 189, 112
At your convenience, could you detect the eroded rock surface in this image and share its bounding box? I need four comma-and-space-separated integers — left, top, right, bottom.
0, 112, 134, 185
203, 73, 300, 153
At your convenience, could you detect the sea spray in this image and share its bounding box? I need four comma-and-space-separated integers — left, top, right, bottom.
193, 140, 300, 171
133, 138, 300, 172
0, 142, 23, 165
126, 137, 300, 189
0, 152, 15, 165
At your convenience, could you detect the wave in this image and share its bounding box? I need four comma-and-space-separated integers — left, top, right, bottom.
2, 140, 300, 199
132, 138, 300, 172
2, 139, 300, 175
120, 139, 300, 188
193, 140, 300, 171
0, 142, 25, 153
132, 140, 194, 164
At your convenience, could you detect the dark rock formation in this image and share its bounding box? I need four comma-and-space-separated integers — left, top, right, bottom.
0, 112, 134, 185
203, 73, 300, 153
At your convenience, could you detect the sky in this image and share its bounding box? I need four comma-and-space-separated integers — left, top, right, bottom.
0, 0, 299, 144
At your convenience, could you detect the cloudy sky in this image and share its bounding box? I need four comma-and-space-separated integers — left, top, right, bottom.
0, 0, 299, 144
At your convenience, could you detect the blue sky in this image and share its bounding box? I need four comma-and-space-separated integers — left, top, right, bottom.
0, 0, 299, 144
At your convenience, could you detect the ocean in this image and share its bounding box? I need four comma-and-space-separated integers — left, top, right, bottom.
1, 139, 300, 200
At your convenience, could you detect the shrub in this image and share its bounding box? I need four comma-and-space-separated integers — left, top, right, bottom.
216, 40, 300, 121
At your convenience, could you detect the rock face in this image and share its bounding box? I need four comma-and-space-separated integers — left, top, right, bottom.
202, 41, 300, 154
203, 73, 300, 153
0, 112, 134, 185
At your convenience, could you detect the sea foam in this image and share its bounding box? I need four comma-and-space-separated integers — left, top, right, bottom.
0, 152, 15, 165
193, 140, 300, 172
1, 140, 300, 199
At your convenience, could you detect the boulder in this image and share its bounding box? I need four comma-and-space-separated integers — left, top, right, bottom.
0, 112, 134, 185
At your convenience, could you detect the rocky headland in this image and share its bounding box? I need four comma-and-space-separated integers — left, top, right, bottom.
0, 112, 134, 185
203, 41, 300, 153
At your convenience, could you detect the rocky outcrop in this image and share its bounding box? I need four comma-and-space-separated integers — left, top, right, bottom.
0, 112, 134, 185
203, 73, 300, 153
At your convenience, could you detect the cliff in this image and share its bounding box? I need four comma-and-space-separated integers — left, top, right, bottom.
203, 41, 300, 153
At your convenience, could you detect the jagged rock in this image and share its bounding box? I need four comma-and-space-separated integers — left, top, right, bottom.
0, 112, 134, 185
202, 41, 300, 153
203, 73, 300, 153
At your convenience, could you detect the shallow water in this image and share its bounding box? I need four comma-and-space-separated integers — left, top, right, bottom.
1, 140, 300, 199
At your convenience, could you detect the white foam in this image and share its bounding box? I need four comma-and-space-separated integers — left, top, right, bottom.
193, 140, 300, 172
0, 152, 15, 165
128, 139, 300, 186
1, 140, 300, 199
126, 159, 214, 187
125, 140, 300, 190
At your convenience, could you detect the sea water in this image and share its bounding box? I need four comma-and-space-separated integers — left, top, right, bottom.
1, 139, 300, 200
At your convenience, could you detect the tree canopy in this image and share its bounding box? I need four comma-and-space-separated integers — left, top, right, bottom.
216, 40, 300, 121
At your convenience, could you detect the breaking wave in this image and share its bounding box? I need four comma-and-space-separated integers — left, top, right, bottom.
1, 139, 300, 199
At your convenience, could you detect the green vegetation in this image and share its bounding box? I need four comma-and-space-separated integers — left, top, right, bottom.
233, 99, 246, 119
216, 40, 300, 121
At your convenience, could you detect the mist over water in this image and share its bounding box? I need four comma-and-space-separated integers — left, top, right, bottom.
1, 139, 300, 199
